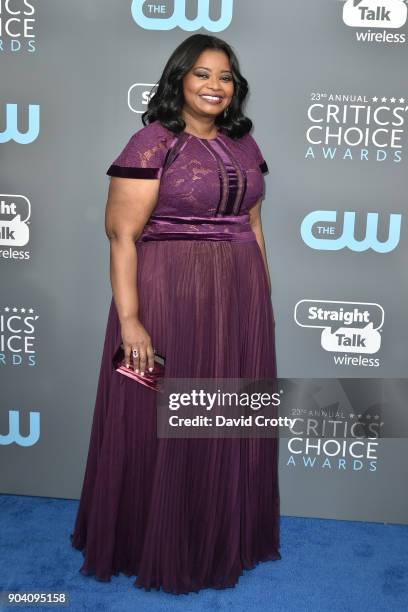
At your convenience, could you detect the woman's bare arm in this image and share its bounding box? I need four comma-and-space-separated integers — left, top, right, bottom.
248, 199, 272, 293
104, 176, 160, 373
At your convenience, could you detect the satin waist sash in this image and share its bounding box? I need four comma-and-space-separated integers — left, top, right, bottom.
138, 214, 256, 242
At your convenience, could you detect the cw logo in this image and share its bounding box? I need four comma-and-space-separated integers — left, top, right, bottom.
343, 0, 408, 29
301, 210, 402, 253
0, 103, 40, 144
0, 410, 40, 446
131, 0, 234, 32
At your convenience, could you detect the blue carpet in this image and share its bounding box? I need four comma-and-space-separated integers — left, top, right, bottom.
0, 493, 407, 611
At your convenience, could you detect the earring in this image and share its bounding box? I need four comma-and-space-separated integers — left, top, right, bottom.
223, 106, 230, 118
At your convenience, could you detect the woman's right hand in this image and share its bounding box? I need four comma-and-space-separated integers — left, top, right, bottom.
120, 316, 155, 375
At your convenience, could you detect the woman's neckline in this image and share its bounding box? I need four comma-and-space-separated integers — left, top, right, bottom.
184, 131, 221, 142
157, 121, 225, 142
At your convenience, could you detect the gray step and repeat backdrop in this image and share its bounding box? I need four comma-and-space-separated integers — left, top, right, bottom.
1, 1, 407, 525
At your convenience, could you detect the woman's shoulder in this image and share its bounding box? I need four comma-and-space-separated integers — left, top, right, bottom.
107, 121, 176, 178
235, 130, 260, 152
234, 130, 268, 173
130, 120, 176, 147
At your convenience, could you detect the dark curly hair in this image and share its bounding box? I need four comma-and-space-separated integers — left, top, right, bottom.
141, 33, 253, 140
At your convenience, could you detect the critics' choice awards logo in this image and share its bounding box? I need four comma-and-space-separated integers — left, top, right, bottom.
131, 0, 234, 31
301, 210, 402, 253
0, 103, 40, 143
0, 195, 31, 260
342, 0, 407, 43
305, 93, 408, 162
286, 412, 383, 472
294, 300, 383, 368
128, 82, 157, 113
0, 305, 39, 366
0, 410, 40, 446
0, 0, 36, 53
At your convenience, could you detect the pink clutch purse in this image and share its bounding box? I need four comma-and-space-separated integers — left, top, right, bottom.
112, 344, 165, 392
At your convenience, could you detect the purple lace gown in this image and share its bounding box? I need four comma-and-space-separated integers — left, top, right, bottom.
70, 119, 281, 594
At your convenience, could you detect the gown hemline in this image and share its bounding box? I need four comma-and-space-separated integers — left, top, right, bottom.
70, 532, 281, 595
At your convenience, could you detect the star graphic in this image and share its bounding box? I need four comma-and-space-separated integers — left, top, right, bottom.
4, 306, 10, 312
390, 97, 396, 103
372, 96, 378, 102
399, 98, 405, 103
381, 97, 387, 103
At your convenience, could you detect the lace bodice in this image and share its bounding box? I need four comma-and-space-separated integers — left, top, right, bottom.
107, 119, 269, 218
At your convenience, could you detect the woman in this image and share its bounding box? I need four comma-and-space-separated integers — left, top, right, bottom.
70, 33, 280, 595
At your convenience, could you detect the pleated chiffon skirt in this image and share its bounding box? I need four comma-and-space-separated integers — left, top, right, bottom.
70, 239, 281, 594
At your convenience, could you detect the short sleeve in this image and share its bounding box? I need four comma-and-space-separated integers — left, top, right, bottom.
106, 122, 169, 179
246, 132, 269, 175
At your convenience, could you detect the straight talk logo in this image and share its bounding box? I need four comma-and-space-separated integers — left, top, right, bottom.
342, 0, 408, 43
0, 195, 31, 260
294, 300, 383, 368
